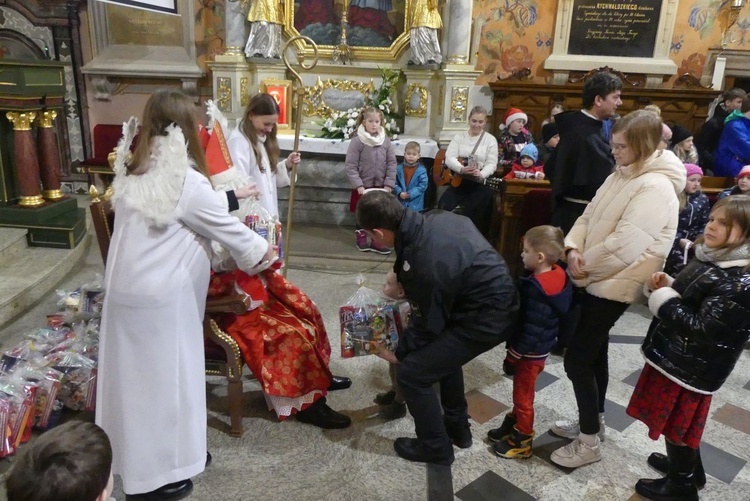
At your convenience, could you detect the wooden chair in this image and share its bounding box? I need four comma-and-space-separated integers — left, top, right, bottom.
88, 185, 248, 436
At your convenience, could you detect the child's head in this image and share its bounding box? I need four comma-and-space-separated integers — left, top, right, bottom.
6, 421, 113, 501
737, 165, 750, 193
684, 163, 703, 195
521, 225, 565, 273
549, 103, 564, 120
502, 107, 528, 135
518, 143, 538, 168
658, 123, 672, 150
130, 89, 208, 177
542, 123, 559, 148
610, 110, 661, 171
383, 269, 405, 300
241, 93, 281, 171
355, 107, 384, 135
702, 195, 750, 249
722, 87, 747, 111
670, 124, 694, 152
643, 104, 662, 116
404, 141, 421, 165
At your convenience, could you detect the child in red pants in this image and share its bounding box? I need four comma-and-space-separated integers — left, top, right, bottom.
488, 225, 572, 458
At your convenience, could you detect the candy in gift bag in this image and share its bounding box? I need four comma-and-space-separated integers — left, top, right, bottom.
45, 351, 97, 412
0, 378, 35, 454
340, 282, 386, 357
372, 300, 411, 352
14, 365, 63, 430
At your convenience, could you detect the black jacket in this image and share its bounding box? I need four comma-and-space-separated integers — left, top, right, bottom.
664, 192, 711, 276
394, 209, 519, 360
695, 105, 730, 171
545, 111, 615, 204
510, 268, 573, 357
643, 257, 750, 394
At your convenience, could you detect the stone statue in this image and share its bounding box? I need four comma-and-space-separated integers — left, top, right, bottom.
245, 0, 284, 59
408, 0, 442, 65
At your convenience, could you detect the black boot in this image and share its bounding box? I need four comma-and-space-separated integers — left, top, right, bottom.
444, 418, 472, 448
328, 375, 352, 391
296, 397, 351, 429
393, 437, 454, 465
636, 442, 699, 501
125, 479, 193, 501
492, 426, 534, 459
487, 413, 517, 442
647, 447, 706, 489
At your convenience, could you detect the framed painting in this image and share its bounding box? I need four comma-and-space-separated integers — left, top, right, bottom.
97, 0, 178, 15
262, 79, 293, 129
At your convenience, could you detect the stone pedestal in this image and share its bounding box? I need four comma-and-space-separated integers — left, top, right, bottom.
6, 112, 43, 207
403, 69, 439, 137
37, 111, 64, 200
435, 65, 481, 147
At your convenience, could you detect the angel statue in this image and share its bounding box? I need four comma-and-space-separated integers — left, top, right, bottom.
408, 0, 442, 65
245, 0, 284, 58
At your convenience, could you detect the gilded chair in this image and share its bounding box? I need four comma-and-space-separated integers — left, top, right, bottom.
88, 185, 248, 436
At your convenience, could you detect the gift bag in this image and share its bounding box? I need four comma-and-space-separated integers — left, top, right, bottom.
340, 283, 386, 358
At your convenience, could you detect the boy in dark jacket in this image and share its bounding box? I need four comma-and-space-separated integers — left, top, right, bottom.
488, 225, 573, 459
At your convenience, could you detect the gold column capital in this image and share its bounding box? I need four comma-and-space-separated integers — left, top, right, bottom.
36, 110, 58, 128
6, 111, 37, 131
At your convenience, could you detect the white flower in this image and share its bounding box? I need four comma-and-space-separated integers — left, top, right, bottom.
385, 122, 391, 130
392, 134, 399, 140
347, 118, 355, 127
379, 104, 385, 110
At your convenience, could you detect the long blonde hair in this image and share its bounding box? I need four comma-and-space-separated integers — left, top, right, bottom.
611, 109, 661, 173
240, 93, 281, 172
697, 195, 750, 253
129, 90, 208, 178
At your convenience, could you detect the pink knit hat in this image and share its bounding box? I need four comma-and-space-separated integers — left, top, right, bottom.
739, 165, 750, 179
684, 163, 703, 178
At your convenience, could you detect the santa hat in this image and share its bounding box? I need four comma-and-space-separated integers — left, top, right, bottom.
738, 165, 750, 180
499, 107, 528, 130
684, 163, 703, 178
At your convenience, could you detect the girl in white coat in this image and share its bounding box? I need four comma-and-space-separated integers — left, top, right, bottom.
95, 90, 273, 500
226, 93, 301, 219
548, 110, 686, 470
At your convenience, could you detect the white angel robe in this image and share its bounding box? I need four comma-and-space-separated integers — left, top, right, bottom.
95, 126, 269, 495
226, 127, 290, 218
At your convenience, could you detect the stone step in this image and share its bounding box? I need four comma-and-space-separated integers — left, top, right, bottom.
0, 228, 28, 268
0, 235, 91, 327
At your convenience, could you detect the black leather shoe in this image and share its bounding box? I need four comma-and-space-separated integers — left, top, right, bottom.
380, 401, 407, 420
328, 375, 352, 391
393, 437, 454, 466
296, 399, 351, 429
648, 452, 706, 489
206, 452, 212, 467
445, 419, 472, 449
125, 479, 193, 501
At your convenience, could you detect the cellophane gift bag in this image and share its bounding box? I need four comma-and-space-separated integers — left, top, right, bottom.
340, 278, 391, 357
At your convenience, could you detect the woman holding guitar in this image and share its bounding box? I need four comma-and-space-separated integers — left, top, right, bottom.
437, 106, 500, 237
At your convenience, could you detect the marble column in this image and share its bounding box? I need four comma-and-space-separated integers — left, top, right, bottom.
445, 0, 472, 64
36, 111, 64, 201
225, 0, 248, 55
6, 112, 43, 207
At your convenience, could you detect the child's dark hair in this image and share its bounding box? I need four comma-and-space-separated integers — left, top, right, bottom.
240, 93, 281, 172
404, 141, 420, 154
582, 72, 623, 109
524, 225, 565, 264
354, 107, 385, 130
6, 421, 112, 501
356, 190, 404, 232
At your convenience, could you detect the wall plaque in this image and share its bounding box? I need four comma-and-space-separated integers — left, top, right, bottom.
568, 0, 661, 58
106, 4, 182, 46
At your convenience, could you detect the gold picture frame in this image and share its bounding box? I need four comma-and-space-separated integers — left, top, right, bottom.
302, 77, 375, 118
404, 83, 428, 118
261, 79, 293, 130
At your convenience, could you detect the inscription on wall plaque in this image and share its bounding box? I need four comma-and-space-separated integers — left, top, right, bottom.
106, 4, 182, 47
567, 0, 661, 58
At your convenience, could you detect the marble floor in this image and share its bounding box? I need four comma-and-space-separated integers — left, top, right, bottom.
1, 226, 750, 501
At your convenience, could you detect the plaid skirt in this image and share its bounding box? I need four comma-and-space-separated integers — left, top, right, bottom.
626, 364, 712, 449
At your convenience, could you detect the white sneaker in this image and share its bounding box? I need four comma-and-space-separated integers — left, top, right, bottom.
550, 437, 602, 468
549, 415, 606, 442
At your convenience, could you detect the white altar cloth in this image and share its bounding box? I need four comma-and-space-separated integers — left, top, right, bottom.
278, 135, 440, 159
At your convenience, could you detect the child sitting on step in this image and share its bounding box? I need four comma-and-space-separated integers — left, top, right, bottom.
488, 225, 572, 459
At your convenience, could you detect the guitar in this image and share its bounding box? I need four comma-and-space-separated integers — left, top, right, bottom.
432, 151, 504, 192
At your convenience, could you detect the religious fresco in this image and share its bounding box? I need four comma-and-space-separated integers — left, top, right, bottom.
195, 0, 225, 69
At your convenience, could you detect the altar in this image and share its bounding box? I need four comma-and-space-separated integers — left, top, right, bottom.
277, 135, 440, 225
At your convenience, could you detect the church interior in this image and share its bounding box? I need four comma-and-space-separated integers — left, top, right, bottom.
1, 0, 750, 500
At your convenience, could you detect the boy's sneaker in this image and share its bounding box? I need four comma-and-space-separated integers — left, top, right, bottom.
550, 437, 602, 468
487, 414, 517, 442
550, 414, 606, 442
493, 427, 534, 459
355, 230, 369, 252
374, 390, 396, 405
369, 239, 392, 255
380, 401, 407, 420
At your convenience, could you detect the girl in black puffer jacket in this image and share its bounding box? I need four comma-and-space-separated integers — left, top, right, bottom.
627, 195, 750, 501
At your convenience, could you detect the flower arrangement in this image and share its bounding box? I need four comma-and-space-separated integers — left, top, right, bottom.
318, 69, 401, 140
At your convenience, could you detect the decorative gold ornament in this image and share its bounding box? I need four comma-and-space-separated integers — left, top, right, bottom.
450, 86, 469, 123
36, 110, 58, 128
18, 194, 44, 207
404, 83, 428, 118
217, 77, 232, 113
302, 77, 375, 118
43, 189, 64, 200
240, 77, 249, 107
446, 55, 469, 65
6, 111, 37, 131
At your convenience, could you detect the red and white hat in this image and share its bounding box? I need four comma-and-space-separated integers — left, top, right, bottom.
500, 107, 528, 130
738, 165, 750, 180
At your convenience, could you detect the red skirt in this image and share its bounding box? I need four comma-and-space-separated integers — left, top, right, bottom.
626, 364, 711, 449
